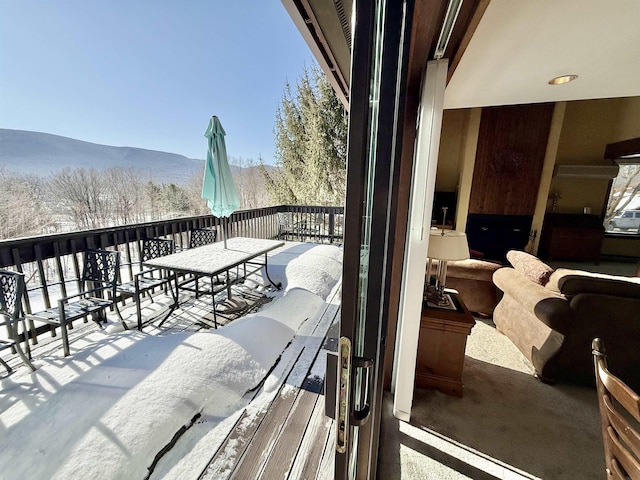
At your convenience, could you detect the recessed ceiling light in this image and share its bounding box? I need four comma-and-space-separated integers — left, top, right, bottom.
548, 75, 578, 85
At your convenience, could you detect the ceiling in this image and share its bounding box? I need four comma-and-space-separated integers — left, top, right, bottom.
283, 0, 640, 110
282, 0, 352, 106
444, 0, 640, 109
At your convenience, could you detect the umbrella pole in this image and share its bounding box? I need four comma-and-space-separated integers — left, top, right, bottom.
223, 216, 228, 249
223, 217, 232, 299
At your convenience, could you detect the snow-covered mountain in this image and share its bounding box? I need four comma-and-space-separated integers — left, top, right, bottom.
0, 129, 205, 184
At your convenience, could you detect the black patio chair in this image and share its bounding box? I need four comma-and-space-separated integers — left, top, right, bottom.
0, 270, 36, 373
189, 228, 217, 248
26, 249, 120, 357
277, 212, 319, 241
277, 212, 296, 240
116, 238, 176, 331
186, 228, 221, 294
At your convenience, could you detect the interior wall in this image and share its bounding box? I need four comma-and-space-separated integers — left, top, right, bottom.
551, 97, 640, 215
435, 108, 480, 231
455, 108, 481, 231
552, 96, 640, 258
531, 102, 566, 253
436, 109, 467, 192
613, 96, 640, 140
468, 103, 555, 216
551, 98, 623, 216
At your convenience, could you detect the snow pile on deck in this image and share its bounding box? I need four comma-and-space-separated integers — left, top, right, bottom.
0, 242, 342, 480
259, 242, 343, 299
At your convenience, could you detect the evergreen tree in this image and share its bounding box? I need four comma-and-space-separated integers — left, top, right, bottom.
265, 65, 347, 206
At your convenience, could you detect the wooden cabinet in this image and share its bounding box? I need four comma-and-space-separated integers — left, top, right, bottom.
538, 213, 605, 263
415, 293, 475, 397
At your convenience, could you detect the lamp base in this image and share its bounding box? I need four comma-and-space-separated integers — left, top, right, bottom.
424, 285, 455, 310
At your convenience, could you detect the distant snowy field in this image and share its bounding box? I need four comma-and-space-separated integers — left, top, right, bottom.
0, 241, 342, 479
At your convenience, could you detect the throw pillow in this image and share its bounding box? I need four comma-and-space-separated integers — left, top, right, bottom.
506, 250, 554, 286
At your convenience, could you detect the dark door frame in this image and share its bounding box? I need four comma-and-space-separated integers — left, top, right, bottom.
336, 0, 414, 477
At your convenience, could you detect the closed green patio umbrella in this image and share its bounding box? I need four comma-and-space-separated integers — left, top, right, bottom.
202, 115, 240, 249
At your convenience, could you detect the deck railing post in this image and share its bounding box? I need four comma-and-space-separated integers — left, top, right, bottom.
329, 211, 335, 242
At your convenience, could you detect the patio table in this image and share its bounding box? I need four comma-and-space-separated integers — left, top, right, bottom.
144, 237, 284, 328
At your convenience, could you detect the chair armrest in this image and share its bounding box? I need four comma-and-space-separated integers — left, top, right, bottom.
547, 268, 640, 298
494, 268, 572, 332
135, 267, 163, 278
494, 268, 563, 308
132, 268, 174, 293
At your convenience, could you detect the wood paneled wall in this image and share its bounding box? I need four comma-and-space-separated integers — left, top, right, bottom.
469, 103, 555, 215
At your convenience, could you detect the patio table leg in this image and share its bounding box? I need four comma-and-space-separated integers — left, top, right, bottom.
263, 253, 282, 290
59, 300, 70, 357
155, 273, 179, 329
211, 288, 219, 329
157, 273, 180, 328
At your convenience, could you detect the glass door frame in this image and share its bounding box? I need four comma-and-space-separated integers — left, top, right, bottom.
335, 0, 414, 478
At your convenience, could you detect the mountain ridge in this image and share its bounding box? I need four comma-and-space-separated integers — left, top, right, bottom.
0, 129, 207, 184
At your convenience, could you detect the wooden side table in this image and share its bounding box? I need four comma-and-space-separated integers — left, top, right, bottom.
415, 292, 475, 397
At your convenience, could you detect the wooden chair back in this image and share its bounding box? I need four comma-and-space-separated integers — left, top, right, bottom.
592, 337, 640, 479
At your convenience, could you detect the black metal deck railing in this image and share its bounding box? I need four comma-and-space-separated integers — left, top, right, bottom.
0, 204, 343, 346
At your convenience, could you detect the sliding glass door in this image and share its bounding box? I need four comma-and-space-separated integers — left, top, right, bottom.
334, 0, 413, 478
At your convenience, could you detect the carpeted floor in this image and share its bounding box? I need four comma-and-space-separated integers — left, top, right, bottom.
378, 318, 605, 480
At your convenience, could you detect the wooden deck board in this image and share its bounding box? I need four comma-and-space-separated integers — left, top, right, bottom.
287, 391, 334, 480
317, 421, 337, 480
290, 318, 339, 480
251, 381, 322, 478
230, 383, 304, 479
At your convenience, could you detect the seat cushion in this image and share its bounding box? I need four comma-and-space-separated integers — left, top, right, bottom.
30, 297, 112, 323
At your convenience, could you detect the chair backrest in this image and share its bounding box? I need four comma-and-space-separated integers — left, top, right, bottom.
82, 250, 120, 297
277, 212, 292, 228
141, 238, 174, 262
0, 270, 24, 327
189, 229, 217, 248
592, 338, 640, 479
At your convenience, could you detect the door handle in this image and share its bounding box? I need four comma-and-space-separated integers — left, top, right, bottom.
350, 356, 374, 426
325, 339, 375, 453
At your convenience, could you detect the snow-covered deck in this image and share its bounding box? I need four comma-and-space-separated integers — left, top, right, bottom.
0, 241, 341, 479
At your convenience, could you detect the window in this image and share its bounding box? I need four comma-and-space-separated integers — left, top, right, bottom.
604, 163, 640, 235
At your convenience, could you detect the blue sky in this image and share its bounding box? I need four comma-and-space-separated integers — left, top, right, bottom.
0, 0, 315, 164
